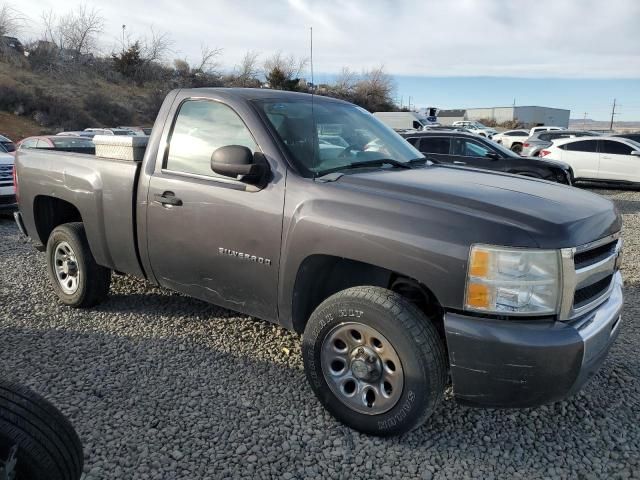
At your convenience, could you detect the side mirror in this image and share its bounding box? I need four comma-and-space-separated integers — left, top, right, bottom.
631, 150, 640, 156
211, 145, 266, 184
486, 152, 501, 160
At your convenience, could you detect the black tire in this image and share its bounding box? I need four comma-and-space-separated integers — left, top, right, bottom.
510, 143, 523, 154
302, 286, 447, 436
0, 378, 83, 480
46, 222, 111, 308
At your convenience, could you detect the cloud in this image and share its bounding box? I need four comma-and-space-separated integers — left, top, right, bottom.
15, 0, 640, 78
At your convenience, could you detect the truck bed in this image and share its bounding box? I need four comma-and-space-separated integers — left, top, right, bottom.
16, 149, 144, 277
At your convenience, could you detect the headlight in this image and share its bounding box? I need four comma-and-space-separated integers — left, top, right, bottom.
465, 245, 561, 315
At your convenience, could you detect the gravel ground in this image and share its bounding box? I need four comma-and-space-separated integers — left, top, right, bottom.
1, 187, 639, 480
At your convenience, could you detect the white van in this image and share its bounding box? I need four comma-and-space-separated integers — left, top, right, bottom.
373, 112, 434, 131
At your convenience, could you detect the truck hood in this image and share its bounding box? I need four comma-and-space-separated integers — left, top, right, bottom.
337, 165, 620, 249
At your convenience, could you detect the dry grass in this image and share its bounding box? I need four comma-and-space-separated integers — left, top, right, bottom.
0, 111, 46, 140
0, 61, 165, 141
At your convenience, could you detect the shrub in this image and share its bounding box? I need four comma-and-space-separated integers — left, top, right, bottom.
84, 93, 133, 126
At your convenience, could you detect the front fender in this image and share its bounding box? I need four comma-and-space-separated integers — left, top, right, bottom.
277, 177, 498, 329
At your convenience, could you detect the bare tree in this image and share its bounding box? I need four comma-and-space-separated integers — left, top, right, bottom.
42, 5, 104, 55
232, 50, 261, 86
140, 26, 172, 63
333, 67, 357, 97
263, 51, 308, 80
0, 3, 25, 37
42, 10, 64, 48
353, 66, 396, 112
193, 44, 222, 74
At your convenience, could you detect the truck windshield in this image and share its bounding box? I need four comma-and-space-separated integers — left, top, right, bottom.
252, 99, 423, 177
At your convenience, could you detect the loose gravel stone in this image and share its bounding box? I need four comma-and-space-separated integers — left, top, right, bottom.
1, 186, 639, 479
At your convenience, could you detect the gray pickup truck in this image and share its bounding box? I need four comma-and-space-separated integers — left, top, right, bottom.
14, 88, 624, 436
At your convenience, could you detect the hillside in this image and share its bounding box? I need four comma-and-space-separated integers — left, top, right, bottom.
0, 111, 45, 140
0, 61, 165, 142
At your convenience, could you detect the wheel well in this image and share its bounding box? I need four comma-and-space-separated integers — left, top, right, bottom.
33, 196, 82, 246
291, 255, 443, 334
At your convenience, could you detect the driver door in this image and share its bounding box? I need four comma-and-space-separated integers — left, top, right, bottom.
145, 97, 285, 321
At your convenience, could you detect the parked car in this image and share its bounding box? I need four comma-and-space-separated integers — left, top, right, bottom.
422, 125, 475, 134
117, 126, 152, 136
613, 133, 640, 143
0, 149, 16, 212
521, 130, 600, 157
56, 131, 97, 138
539, 136, 640, 184
0, 135, 16, 153
529, 126, 565, 137
451, 121, 498, 138
14, 88, 623, 436
17, 136, 95, 154
490, 129, 530, 153
402, 130, 572, 184
84, 128, 135, 136
0, 36, 24, 54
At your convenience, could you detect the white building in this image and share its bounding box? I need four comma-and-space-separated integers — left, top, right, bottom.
464, 106, 570, 128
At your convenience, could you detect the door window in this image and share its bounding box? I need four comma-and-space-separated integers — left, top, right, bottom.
600, 140, 633, 155
166, 100, 258, 178
20, 139, 38, 149
452, 138, 492, 157
419, 137, 450, 154
561, 140, 598, 153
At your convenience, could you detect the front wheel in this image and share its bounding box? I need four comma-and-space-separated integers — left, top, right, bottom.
46, 223, 111, 308
302, 286, 447, 436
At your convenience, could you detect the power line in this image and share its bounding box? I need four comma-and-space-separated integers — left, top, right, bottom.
609, 98, 618, 130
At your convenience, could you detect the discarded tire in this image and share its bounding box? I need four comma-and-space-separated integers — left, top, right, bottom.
0, 378, 83, 480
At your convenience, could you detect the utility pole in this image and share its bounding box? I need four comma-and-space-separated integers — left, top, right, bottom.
408, 96, 412, 111
583, 112, 588, 130
121, 24, 126, 55
609, 98, 617, 131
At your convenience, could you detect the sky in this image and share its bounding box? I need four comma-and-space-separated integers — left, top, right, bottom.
15, 0, 640, 120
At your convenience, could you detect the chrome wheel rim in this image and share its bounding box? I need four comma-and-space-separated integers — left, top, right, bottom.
321, 322, 404, 415
54, 241, 80, 294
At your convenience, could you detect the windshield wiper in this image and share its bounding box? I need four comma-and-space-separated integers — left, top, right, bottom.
315, 158, 413, 178
408, 156, 431, 165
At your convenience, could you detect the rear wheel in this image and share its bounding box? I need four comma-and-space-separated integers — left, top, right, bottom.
46, 223, 111, 308
302, 286, 447, 436
510, 143, 523, 154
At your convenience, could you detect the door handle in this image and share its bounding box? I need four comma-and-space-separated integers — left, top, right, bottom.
154, 192, 183, 207
453, 161, 466, 165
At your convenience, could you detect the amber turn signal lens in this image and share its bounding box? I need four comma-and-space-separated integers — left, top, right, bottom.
469, 249, 490, 277
466, 283, 490, 309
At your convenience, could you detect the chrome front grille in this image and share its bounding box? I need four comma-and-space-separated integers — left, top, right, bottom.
0, 165, 13, 188
559, 233, 622, 320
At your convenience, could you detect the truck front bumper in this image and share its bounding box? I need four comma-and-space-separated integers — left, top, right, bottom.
444, 271, 623, 408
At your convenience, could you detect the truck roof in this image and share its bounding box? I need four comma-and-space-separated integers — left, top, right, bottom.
177, 87, 350, 104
